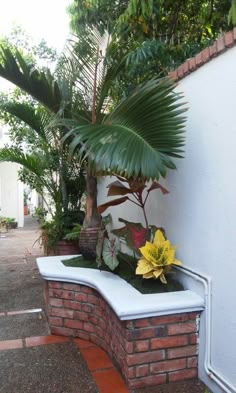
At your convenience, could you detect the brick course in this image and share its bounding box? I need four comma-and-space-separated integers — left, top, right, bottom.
45, 280, 201, 389
169, 29, 236, 82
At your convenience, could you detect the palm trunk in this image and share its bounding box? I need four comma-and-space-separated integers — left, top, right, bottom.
79, 174, 101, 260
83, 174, 101, 228
79, 46, 101, 259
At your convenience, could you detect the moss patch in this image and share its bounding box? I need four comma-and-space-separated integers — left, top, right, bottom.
62, 252, 183, 294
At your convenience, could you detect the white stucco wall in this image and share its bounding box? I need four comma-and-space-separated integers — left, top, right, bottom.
0, 162, 24, 227
98, 46, 236, 392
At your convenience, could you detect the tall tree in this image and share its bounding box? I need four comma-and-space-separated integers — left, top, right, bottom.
67, 0, 234, 97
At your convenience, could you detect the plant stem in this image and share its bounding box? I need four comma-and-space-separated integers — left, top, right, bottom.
142, 205, 149, 229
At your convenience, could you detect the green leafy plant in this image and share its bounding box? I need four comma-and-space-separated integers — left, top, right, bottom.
0, 216, 14, 232
64, 223, 81, 241
0, 34, 186, 261
98, 176, 167, 254
32, 207, 48, 223
98, 176, 169, 229
96, 215, 120, 271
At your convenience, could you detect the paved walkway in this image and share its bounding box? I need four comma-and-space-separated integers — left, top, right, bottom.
0, 217, 206, 393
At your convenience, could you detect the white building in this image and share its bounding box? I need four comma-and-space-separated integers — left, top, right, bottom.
0, 126, 24, 227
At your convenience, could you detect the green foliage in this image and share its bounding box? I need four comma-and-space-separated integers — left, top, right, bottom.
0, 25, 58, 66
0, 216, 15, 224
41, 210, 83, 253
0, 46, 62, 113
229, 0, 236, 23
32, 207, 48, 223
67, 0, 234, 96
64, 223, 81, 241
98, 176, 169, 228
102, 237, 120, 270
64, 77, 186, 181
0, 94, 86, 217
63, 252, 183, 294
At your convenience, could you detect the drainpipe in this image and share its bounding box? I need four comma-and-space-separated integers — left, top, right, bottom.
175, 265, 235, 393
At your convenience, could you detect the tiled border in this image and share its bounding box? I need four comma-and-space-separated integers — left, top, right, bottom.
169, 28, 236, 82
0, 335, 129, 392
75, 338, 129, 393
0, 335, 69, 351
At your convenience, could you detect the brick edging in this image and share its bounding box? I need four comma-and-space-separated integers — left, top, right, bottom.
169, 28, 236, 82
45, 280, 202, 389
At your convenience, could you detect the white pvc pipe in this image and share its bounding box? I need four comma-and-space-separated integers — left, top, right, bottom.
176, 266, 235, 393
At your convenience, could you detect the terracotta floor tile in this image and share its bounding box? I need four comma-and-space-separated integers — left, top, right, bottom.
92, 369, 129, 393
80, 346, 113, 371
25, 335, 69, 347
73, 338, 95, 349
0, 339, 23, 350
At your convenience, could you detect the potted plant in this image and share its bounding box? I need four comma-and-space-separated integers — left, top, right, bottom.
5, 216, 17, 229
0, 217, 8, 233
40, 211, 83, 256
24, 191, 29, 216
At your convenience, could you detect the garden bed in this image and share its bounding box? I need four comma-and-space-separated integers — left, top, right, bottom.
63, 253, 184, 294
37, 255, 204, 389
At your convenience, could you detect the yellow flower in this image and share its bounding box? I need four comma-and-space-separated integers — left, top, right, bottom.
136, 230, 182, 284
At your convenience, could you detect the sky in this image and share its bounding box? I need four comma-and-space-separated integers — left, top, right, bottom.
0, 0, 72, 136
0, 0, 71, 92
0, 0, 71, 51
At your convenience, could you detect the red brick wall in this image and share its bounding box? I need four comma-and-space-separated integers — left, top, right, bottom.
45, 280, 200, 389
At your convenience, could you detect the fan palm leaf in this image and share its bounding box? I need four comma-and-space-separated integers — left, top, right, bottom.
64, 77, 186, 180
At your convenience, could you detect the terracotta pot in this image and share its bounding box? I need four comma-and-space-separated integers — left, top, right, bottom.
0, 223, 8, 233
9, 222, 18, 229
79, 227, 100, 260
56, 240, 80, 256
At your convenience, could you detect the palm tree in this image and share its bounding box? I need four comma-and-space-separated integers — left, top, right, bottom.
0, 34, 186, 259
0, 99, 86, 222
62, 33, 186, 258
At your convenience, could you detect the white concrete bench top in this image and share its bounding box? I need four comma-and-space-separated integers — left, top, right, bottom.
37, 255, 204, 321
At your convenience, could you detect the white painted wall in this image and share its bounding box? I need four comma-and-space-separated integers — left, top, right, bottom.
0, 162, 24, 227
98, 46, 236, 392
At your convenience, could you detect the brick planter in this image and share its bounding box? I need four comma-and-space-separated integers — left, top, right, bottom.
38, 256, 204, 389
44, 280, 200, 389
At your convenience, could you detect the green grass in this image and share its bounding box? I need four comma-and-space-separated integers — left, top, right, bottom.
62, 252, 184, 294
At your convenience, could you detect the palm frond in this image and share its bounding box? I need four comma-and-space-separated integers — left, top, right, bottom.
65, 77, 187, 180
0, 101, 49, 141
0, 46, 62, 113
0, 147, 46, 177
63, 30, 126, 122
